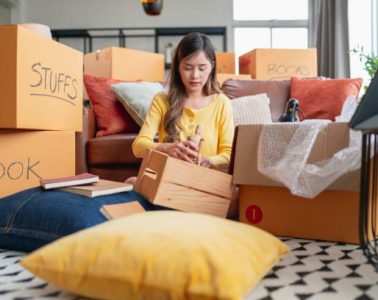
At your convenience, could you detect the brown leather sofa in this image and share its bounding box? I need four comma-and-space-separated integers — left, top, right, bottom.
75, 79, 291, 181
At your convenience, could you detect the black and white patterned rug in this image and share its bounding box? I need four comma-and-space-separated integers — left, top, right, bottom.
1, 239, 378, 300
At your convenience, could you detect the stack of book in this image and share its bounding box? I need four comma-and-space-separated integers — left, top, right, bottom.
40, 173, 133, 197
40, 173, 142, 220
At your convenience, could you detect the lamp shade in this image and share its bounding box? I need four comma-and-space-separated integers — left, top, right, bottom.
18, 23, 52, 39
141, 0, 163, 16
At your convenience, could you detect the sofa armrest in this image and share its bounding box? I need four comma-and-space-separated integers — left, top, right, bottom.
75, 101, 96, 174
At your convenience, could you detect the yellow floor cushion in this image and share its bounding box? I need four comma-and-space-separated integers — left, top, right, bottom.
21, 211, 289, 300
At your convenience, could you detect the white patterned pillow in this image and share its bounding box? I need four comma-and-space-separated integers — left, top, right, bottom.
111, 82, 163, 127
231, 93, 273, 126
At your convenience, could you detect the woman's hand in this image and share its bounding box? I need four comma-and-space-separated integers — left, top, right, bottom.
199, 157, 213, 168
157, 141, 199, 163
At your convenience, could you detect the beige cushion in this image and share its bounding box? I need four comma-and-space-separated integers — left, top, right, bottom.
232, 93, 273, 126
222, 79, 290, 121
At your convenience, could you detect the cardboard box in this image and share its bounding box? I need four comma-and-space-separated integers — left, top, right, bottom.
217, 73, 251, 86
0, 25, 83, 131
135, 150, 233, 218
0, 130, 75, 198
84, 47, 165, 82
239, 48, 317, 80
215, 52, 235, 73
231, 122, 375, 244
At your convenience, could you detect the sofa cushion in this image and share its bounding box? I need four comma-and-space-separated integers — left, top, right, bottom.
88, 167, 141, 182
87, 133, 141, 165
84, 74, 139, 137
221, 79, 290, 122
0, 187, 154, 252
21, 211, 289, 300
232, 93, 273, 126
290, 77, 363, 121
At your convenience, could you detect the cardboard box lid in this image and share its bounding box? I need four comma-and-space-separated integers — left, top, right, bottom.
231, 122, 360, 191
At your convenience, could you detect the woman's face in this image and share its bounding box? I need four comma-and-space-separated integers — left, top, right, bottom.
178, 50, 212, 95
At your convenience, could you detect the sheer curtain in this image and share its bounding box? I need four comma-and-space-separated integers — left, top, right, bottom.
308, 0, 350, 78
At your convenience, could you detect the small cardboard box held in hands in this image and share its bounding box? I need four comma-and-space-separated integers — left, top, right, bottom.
134, 149, 233, 218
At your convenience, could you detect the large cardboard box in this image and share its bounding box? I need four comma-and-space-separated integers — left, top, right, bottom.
0, 130, 75, 198
135, 150, 233, 218
0, 25, 83, 131
231, 122, 375, 244
84, 47, 165, 82
215, 52, 235, 73
239, 48, 317, 80
217, 73, 251, 86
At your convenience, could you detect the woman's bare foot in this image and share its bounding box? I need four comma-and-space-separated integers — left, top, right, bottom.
124, 176, 137, 186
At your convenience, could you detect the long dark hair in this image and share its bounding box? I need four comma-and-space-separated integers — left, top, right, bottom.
164, 32, 221, 142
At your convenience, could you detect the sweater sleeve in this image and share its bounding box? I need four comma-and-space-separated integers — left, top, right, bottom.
132, 93, 166, 158
208, 96, 234, 169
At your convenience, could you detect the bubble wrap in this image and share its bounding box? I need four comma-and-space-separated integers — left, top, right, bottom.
257, 97, 362, 198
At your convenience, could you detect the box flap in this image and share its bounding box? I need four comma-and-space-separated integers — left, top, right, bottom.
231, 122, 360, 191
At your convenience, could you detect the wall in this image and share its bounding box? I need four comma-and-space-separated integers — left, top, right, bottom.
11, 0, 234, 52
0, 4, 11, 24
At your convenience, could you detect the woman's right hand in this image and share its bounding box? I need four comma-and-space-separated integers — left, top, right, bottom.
157, 141, 199, 163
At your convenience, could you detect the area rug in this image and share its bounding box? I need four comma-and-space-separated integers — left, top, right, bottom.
1, 238, 378, 299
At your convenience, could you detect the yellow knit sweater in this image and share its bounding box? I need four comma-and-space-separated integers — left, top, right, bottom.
132, 92, 234, 169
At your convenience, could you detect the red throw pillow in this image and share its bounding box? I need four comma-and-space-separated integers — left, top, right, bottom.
84, 74, 139, 137
290, 77, 363, 121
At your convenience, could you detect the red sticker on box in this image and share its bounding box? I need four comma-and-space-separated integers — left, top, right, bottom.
245, 205, 263, 224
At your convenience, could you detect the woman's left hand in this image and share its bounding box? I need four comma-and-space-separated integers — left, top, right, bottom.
199, 157, 213, 168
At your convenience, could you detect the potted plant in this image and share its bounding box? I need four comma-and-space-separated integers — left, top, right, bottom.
351, 45, 378, 91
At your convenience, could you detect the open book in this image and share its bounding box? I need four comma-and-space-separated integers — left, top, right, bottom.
40, 173, 99, 190
100, 201, 145, 220
59, 179, 133, 197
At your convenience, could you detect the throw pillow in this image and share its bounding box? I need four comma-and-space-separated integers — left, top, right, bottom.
0, 187, 155, 252
290, 77, 363, 121
221, 79, 290, 121
112, 82, 163, 126
84, 74, 139, 137
232, 93, 273, 126
21, 211, 289, 300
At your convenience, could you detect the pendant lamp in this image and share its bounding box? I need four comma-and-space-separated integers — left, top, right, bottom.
141, 0, 163, 16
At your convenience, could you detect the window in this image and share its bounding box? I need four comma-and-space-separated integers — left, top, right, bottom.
233, 0, 308, 21
233, 0, 309, 59
349, 0, 375, 85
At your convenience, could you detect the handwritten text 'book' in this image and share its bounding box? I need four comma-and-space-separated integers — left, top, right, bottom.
100, 201, 145, 220
59, 179, 133, 197
40, 173, 99, 190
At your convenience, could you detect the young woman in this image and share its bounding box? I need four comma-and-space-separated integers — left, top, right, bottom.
132, 32, 234, 170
